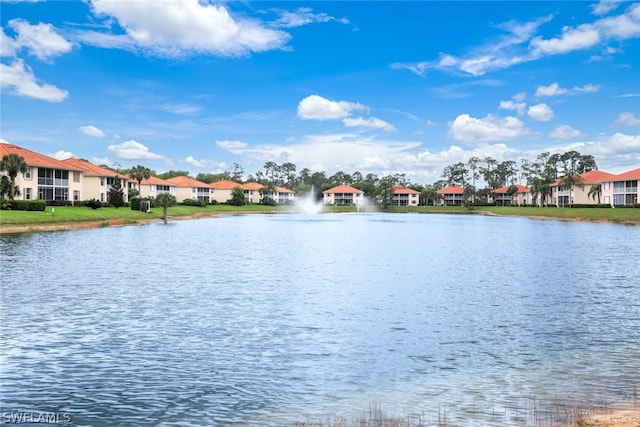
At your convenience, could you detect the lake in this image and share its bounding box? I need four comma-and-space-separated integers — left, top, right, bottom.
1, 213, 639, 426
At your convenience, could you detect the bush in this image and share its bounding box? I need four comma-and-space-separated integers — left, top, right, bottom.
261, 198, 277, 206
85, 199, 102, 210
181, 198, 208, 207
47, 200, 74, 207
8, 200, 46, 211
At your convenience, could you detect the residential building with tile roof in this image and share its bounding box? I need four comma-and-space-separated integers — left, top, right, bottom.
134, 176, 177, 199
436, 185, 464, 206
0, 143, 84, 202
490, 184, 531, 206
165, 175, 212, 203
605, 168, 640, 207
62, 158, 129, 203
241, 182, 264, 204
322, 184, 364, 205
391, 185, 420, 206
209, 179, 243, 204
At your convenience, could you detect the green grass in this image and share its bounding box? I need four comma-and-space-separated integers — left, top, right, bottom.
383, 205, 640, 224
0, 204, 284, 226
1, 204, 639, 228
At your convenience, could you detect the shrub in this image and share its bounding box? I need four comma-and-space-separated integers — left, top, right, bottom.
47, 200, 74, 207
8, 200, 46, 211
85, 199, 102, 210
181, 198, 207, 207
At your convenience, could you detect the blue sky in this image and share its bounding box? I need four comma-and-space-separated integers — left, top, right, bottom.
1, 0, 639, 183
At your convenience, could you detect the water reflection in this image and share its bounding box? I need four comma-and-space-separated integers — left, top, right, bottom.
1, 214, 639, 426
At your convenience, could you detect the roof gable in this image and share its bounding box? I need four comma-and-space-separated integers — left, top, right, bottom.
165, 175, 209, 188
0, 143, 84, 171
323, 184, 363, 194
393, 185, 419, 195
210, 179, 243, 190
614, 168, 640, 181
62, 158, 128, 179
492, 184, 530, 194
241, 182, 263, 191
139, 176, 175, 186
436, 185, 464, 194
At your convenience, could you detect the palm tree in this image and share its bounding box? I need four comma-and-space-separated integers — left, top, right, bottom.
588, 183, 602, 205
155, 193, 176, 224
0, 154, 27, 200
129, 165, 151, 196
560, 173, 584, 207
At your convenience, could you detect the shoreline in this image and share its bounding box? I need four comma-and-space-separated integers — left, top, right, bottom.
1, 209, 639, 235
577, 403, 640, 427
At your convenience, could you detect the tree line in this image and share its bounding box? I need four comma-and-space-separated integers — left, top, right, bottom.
102, 149, 597, 206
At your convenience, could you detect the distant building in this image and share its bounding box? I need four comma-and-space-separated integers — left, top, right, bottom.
490, 184, 530, 206
62, 158, 129, 203
323, 185, 364, 205
436, 185, 464, 206
165, 175, 212, 203
391, 185, 420, 206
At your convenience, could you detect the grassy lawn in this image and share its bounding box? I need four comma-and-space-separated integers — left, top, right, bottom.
386, 205, 640, 224
1, 204, 639, 227
0, 204, 283, 226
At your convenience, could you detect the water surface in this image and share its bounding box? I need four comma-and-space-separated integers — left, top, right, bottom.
1, 213, 639, 426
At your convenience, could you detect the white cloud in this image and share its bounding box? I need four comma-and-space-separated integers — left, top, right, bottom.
527, 103, 554, 121
87, 0, 290, 57
499, 100, 527, 115
530, 24, 601, 56
549, 125, 585, 139
80, 125, 105, 138
272, 7, 349, 28
7, 19, 74, 61
592, 0, 623, 15
615, 112, 640, 126
449, 114, 530, 143
107, 140, 165, 160
535, 82, 601, 97
0, 59, 68, 102
0, 28, 19, 57
49, 150, 74, 160
91, 156, 111, 165
297, 94, 364, 120
184, 156, 210, 168
535, 82, 569, 97
342, 116, 395, 132
216, 139, 249, 152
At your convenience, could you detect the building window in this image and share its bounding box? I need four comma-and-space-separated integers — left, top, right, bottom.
74, 190, 79, 201
604, 182, 610, 191
73, 171, 81, 182
100, 193, 104, 201
25, 188, 32, 200
100, 178, 105, 186
24, 167, 32, 180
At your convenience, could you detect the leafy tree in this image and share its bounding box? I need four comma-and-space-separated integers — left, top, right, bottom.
230, 186, 245, 206
0, 175, 16, 206
128, 188, 139, 199
129, 165, 151, 194
467, 156, 481, 203
155, 193, 177, 223
108, 178, 125, 208
376, 175, 397, 209
588, 183, 602, 204
157, 170, 190, 180
85, 199, 102, 210
507, 184, 519, 205
231, 162, 244, 182
196, 172, 231, 184
280, 162, 297, 188
442, 162, 468, 187
0, 154, 27, 200
463, 185, 476, 210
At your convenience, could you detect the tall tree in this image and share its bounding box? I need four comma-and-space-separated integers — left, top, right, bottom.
588, 183, 602, 205
157, 170, 190, 180
129, 165, 151, 195
376, 175, 397, 209
155, 193, 176, 223
441, 162, 468, 187
107, 178, 125, 208
0, 154, 27, 200
231, 162, 245, 182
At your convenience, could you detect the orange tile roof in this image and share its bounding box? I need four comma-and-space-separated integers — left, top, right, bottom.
0, 143, 84, 171
275, 186, 294, 193
393, 185, 419, 195
323, 184, 363, 194
241, 182, 264, 191
138, 176, 175, 186
62, 158, 128, 179
580, 170, 615, 184
210, 179, 243, 190
436, 185, 464, 194
165, 175, 209, 188
614, 168, 640, 181
491, 184, 530, 194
